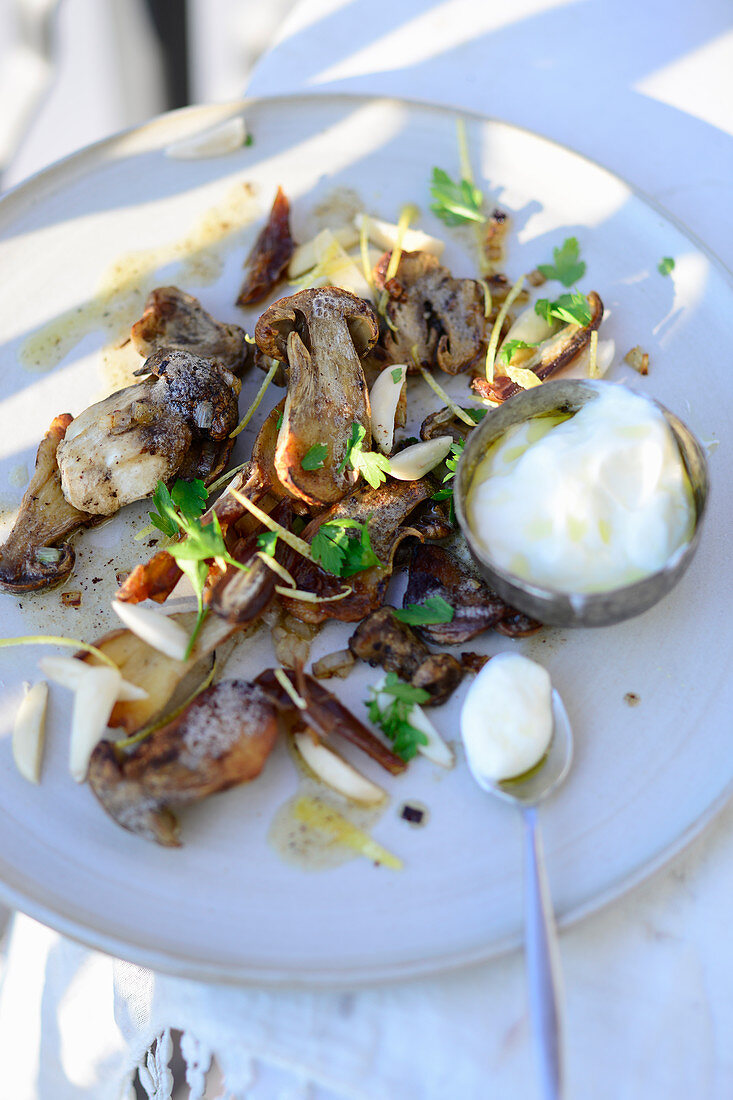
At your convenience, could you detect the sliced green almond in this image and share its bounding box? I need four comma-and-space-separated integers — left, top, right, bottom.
293, 732, 386, 805
288, 226, 360, 278
370, 364, 407, 454
12, 681, 49, 784
374, 675, 455, 769
39, 655, 148, 701
164, 116, 247, 159
354, 213, 445, 258
388, 435, 453, 481
69, 666, 121, 782
111, 601, 189, 662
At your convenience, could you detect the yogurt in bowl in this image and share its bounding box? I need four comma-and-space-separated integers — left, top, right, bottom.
454, 380, 709, 627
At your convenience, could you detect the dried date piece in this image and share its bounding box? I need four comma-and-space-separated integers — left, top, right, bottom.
236, 186, 294, 306
404, 542, 542, 644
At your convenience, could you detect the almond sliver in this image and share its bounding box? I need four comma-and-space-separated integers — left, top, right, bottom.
112, 601, 189, 661
12, 681, 49, 784
388, 435, 453, 481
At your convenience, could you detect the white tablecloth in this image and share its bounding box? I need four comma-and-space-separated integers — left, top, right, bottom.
1, 2, 732, 1097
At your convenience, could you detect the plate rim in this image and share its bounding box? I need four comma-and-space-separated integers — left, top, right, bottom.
1, 91, 731, 987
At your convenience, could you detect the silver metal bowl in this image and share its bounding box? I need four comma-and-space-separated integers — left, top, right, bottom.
454, 379, 710, 627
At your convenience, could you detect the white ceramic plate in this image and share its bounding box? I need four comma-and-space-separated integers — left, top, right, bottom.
0, 95, 730, 986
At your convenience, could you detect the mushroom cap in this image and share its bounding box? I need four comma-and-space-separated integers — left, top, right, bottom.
254, 287, 379, 362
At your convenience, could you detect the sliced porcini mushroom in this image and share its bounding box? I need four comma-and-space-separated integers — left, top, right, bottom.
420, 405, 480, 444
0, 414, 92, 593
12, 681, 49, 784
293, 732, 386, 805
116, 401, 291, 608
255, 287, 378, 506
207, 499, 295, 624
56, 349, 239, 517
130, 286, 250, 376
348, 606, 463, 706
404, 542, 541, 643
374, 251, 485, 374
88, 680, 279, 846
80, 611, 242, 733
279, 477, 432, 625
472, 290, 604, 403
236, 185, 294, 306
370, 363, 407, 454
387, 435, 453, 481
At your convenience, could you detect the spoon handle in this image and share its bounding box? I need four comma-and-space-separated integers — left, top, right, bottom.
523, 804, 564, 1100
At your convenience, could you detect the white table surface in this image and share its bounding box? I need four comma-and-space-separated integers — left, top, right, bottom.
243, 1, 733, 1097
0, 2, 731, 1097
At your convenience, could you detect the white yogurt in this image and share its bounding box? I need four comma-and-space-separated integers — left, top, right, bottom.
467, 383, 695, 593
461, 653, 553, 782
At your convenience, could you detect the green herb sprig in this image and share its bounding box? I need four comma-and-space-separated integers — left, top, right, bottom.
367, 673, 430, 761
431, 440, 464, 522
393, 597, 454, 626
658, 256, 675, 276
429, 167, 486, 226
537, 236, 586, 287
339, 422, 392, 489
310, 518, 380, 578
535, 291, 592, 328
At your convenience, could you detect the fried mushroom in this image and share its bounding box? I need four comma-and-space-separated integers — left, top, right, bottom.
88, 680, 278, 846
255, 287, 378, 505
0, 414, 93, 592
374, 251, 485, 374
57, 349, 239, 516
131, 286, 250, 375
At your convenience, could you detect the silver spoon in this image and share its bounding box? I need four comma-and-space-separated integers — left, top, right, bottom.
462, 688, 573, 1100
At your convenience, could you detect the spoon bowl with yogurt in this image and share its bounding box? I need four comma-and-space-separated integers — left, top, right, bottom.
461, 653, 573, 1100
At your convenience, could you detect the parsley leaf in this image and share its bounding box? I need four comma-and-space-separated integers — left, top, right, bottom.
147, 478, 208, 538
431, 440, 464, 523
339, 421, 392, 489
276, 412, 284, 430
167, 511, 249, 657
537, 236, 586, 287
658, 256, 675, 276
367, 673, 430, 761
535, 291, 592, 328
391, 367, 404, 383
393, 597, 454, 625
429, 167, 486, 226
499, 339, 536, 365
310, 518, 380, 578
257, 530, 278, 557
465, 408, 487, 423
301, 443, 328, 470
172, 479, 208, 520
338, 422, 365, 473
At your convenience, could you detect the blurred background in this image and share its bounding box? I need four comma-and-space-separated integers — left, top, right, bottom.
0, 0, 297, 190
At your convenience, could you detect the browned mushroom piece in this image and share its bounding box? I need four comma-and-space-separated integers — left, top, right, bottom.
349, 607, 464, 705
279, 477, 432, 625
472, 291, 604, 403
420, 405, 480, 443
117, 400, 293, 606
255, 287, 378, 506
236, 185, 295, 306
130, 286, 251, 376
0, 414, 94, 592
207, 499, 296, 624
88, 679, 278, 846
256, 668, 406, 776
374, 251, 485, 374
403, 542, 542, 644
